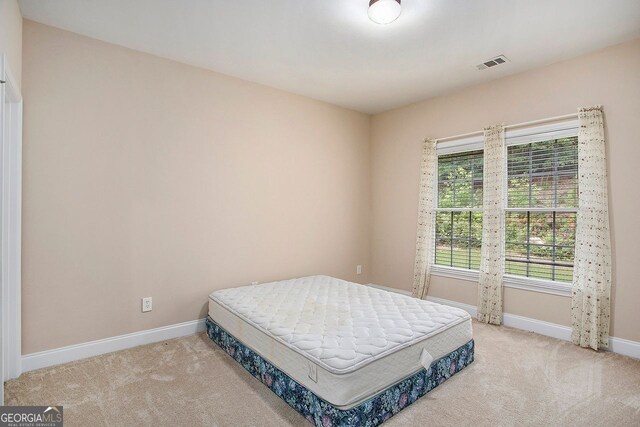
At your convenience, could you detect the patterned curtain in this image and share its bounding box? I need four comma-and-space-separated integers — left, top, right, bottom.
412, 139, 437, 299
571, 106, 611, 350
477, 125, 505, 325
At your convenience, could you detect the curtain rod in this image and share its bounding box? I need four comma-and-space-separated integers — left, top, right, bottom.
433, 112, 579, 143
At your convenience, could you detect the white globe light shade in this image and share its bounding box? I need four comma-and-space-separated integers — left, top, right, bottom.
368, 0, 402, 25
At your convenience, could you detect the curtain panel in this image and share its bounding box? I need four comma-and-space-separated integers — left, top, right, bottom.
477, 125, 505, 325
571, 106, 612, 350
412, 139, 437, 299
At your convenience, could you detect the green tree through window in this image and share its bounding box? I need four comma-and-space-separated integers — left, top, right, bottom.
434, 136, 578, 284
505, 137, 578, 282
435, 150, 483, 270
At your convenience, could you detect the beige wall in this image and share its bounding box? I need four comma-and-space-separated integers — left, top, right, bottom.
0, 0, 22, 88
371, 39, 640, 342
21, 17, 640, 353
22, 21, 371, 353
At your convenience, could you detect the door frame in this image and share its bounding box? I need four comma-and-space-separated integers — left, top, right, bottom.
1, 53, 23, 388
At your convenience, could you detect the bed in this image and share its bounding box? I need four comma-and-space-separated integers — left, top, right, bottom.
206, 275, 474, 426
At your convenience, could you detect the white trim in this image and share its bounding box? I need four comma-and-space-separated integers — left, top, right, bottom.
428, 295, 572, 342
436, 118, 577, 156
431, 265, 479, 282
21, 319, 206, 373
366, 282, 412, 296
2, 66, 21, 104
366, 285, 639, 359
500, 311, 572, 341
432, 112, 579, 144
609, 336, 640, 359
429, 266, 572, 297
436, 134, 483, 155
19, 286, 640, 374
432, 117, 578, 299
424, 296, 478, 317
503, 274, 571, 297
434, 207, 483, 212
504, 119, 578, 146
1, 54, 22, 384
504, 207, 578, 213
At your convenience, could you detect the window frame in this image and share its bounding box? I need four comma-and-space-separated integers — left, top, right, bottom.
431, 134, 484, 279
433, 148, 484, 272
430, 119, 579, 297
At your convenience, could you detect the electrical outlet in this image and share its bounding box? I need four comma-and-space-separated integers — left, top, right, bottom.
142, 297, 152, 312
356, 265, 362, 275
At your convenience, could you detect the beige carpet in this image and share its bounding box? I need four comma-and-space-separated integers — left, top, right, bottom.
6, 321, 640, 426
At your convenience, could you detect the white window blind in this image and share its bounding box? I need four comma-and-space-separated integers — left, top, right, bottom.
505, 136, 578, 282
434, 150, 483, 270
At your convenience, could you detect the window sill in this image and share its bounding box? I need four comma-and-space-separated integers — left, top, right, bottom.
503, 274, 571, 297
431, 265, 479, 282
430, 266, 572, 297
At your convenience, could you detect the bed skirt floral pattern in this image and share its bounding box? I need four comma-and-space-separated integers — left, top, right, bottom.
205, 317, 474, 426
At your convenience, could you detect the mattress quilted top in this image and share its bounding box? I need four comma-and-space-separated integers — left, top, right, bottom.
209, 275, 471, 374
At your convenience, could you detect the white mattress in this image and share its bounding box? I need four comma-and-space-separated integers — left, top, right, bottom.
208, 275, 472, 409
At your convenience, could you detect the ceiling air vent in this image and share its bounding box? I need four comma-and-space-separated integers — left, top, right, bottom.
476, 55, 509, 70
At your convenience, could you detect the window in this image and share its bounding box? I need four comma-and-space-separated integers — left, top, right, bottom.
505, 137, 578, 283
430, 120, 580, 293
434, 150, 483, 270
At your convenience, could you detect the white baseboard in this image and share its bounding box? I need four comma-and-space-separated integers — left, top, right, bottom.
21, 319, 206, 373
18, 284, 640, 375
609, 336, 640, 358
366, 282, 412, 296
367, 283, 640, 359
425, 295, 574, 342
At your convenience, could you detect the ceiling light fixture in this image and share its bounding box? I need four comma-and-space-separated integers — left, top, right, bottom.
368, 0, 402, 25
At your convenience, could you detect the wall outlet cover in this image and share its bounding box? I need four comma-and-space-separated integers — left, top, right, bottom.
142, 297, 152, 312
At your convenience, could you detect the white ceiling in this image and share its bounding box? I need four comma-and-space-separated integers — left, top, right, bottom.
18, 0, 640, 114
